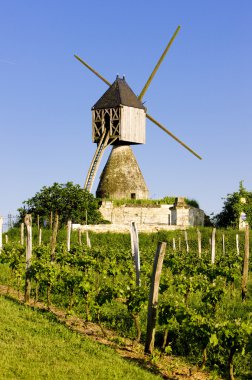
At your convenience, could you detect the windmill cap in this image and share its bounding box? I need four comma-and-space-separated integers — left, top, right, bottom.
92, 76, 145, 110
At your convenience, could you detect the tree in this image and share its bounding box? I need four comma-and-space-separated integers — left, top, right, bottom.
214, 181, 252, 228
18, 182, 103, 227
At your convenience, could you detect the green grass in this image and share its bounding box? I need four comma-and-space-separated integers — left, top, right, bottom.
0, 296, 161, 380
102, 196, 199, 208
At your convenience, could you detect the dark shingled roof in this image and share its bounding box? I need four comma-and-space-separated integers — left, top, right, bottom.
92, 77, 145, 110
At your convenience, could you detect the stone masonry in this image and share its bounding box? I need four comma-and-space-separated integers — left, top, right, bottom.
99, 197, 204, 227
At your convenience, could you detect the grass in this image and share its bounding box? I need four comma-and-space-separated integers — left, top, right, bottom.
0, 295, 162, 380
102, 196, 199, 208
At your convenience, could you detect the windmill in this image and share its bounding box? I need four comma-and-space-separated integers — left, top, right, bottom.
75, 26, 202, 200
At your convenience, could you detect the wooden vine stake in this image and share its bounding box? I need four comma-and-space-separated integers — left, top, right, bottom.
20, 223, 24, 245
38, 228, 42, 246
78, 228, 82, 245
50, 212, 59, 261
241, 225, 250, 301
130, 221, 140, 286
172, 237, 176, 251
85, 209, 91, 248
130, 221, 142, 342
197, 229, 202, 258
24, 214, 32, 303
86, 231, 91, 248
211, 228, 216, 264
145, 241, 166, 354
184, 231, 189, 253
222, 234, 225, 255
236, 234, 240, 256
0, 216, 3, 252
67, 220, 72, 251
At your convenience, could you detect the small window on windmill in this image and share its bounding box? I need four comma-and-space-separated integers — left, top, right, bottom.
131, 193, 136, 199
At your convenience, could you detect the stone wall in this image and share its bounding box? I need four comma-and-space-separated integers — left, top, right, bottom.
72, 223, 186, 233
99, 199, 204, 227
100, 202, 172, 225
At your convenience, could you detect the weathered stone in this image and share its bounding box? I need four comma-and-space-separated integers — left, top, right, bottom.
173, 197, 188, 208
72, 223, 186, 233
99, 200, 204, 227
96, 145, 149, 200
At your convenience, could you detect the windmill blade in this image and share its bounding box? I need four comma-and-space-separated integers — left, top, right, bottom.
138, 26, 181, 101
74, 54, 111, 86
74, 52, 202, 160
146, 113, 202, 160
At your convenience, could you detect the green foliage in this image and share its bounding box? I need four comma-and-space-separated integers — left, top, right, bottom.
18, 182, 103, 227
106, 196, 199, 208
159, 196, 176, 205
185, 198, 199, 208
214, 181, 252, 228
0, 228, 252, 379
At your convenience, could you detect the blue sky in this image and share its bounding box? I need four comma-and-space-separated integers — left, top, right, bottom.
1, 0, 252, 221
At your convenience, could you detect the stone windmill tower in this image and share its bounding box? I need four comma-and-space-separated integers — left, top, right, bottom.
75, 26, 202, 200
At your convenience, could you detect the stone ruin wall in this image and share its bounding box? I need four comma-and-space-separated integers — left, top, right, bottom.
72, 198, 205, 233
99, 201, 204, 227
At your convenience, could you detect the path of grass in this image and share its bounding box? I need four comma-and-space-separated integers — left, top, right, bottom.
0, 295, 162, 380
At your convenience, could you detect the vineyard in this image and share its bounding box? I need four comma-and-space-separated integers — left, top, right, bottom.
0, 226, 251, 380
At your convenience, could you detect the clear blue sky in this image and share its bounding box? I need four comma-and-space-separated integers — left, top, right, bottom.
1, 0, 252, 221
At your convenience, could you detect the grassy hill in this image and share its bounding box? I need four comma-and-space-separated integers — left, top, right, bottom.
0, 295, 162, 380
